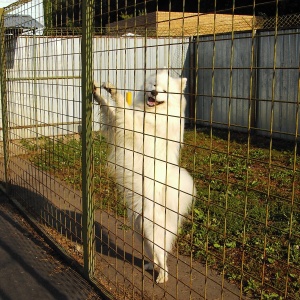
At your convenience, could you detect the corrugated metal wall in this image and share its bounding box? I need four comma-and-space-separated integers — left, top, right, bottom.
3, 30, 299, 141
3, 36, 190, 139
195, 32, 255, 131
195, 28, 300, 140
256, 29, 300, 139
5, 36, 82, 139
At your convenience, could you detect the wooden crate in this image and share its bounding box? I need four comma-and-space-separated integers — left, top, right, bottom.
106, 11, 263, 37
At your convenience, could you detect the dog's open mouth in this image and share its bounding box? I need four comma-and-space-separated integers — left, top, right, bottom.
147, 97, 164, 107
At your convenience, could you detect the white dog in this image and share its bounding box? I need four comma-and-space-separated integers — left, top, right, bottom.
93, 70, 195, 283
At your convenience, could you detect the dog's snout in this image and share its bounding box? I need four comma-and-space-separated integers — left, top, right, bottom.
151, 90, 158, 97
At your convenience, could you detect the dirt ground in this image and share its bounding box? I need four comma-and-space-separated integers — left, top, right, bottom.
0, 192, 104, 300
0, 154, 250, 300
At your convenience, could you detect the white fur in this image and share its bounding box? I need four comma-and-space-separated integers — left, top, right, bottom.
93, 70, 195, 283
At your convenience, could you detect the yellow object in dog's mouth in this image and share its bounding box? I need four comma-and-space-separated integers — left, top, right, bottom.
147, 97, 164, 107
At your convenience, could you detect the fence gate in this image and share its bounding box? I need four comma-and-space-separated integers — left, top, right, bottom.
0, 1, 299, 299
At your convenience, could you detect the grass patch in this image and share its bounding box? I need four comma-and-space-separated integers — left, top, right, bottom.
20, 129, 300, 299
20, 134, 125, 217
179, 129, 300, 299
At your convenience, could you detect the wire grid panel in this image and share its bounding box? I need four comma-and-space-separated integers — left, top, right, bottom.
93, 2, 299, 300
1, 3, 85, 262
0, 1, 299, 300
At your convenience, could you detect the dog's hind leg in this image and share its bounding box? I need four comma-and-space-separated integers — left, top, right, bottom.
144, 235, 170, 284
153, 224, 177, 283
152, 223, 172, 283
155, 244, 169, 283
144, 239, 157, 271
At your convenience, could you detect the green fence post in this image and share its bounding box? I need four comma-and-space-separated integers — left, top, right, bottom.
0, 8, 10, 189
81, 0, 95, 278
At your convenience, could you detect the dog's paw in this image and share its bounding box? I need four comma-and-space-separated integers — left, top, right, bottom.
144, 262, 154, 271
101, 82, 116, 95
156, 270, 168, 284
93, 81, 99, 95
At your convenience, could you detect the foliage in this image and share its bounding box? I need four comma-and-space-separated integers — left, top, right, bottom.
119, 9, 147, 20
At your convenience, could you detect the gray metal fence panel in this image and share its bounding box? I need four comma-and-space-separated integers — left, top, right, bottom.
195, 32, 254, 131
195, 29, 300, 140
256, 29, 300, 139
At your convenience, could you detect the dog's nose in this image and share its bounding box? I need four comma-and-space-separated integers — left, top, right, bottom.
151, 90, 158, 96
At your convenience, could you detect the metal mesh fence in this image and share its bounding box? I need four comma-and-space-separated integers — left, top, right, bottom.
0, 1, 300, 299
262, 13, 300, 30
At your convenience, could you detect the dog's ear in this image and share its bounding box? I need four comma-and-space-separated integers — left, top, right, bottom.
180, 78, 187, 91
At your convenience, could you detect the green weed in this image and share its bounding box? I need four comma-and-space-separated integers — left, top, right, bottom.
180, 129, 300, 298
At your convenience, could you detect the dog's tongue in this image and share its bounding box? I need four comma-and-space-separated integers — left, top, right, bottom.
147, 97, 156, 107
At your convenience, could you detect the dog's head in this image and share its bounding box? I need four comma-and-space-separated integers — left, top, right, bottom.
145, 70, 187, 110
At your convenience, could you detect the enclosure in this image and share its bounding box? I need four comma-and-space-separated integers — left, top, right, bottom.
0, 0, 300, 299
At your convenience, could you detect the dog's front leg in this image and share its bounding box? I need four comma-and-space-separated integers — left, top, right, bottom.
93, 81, 116, 124
93, 81, 109, 106
102, 82, 128, 109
